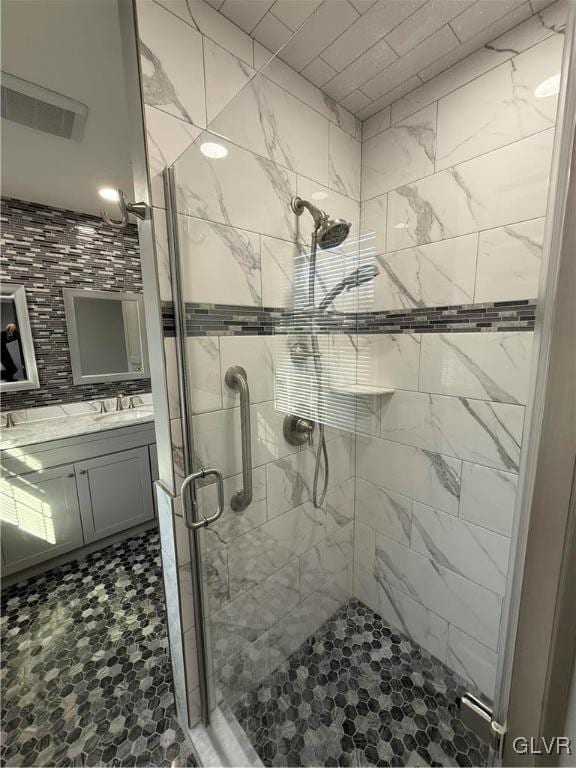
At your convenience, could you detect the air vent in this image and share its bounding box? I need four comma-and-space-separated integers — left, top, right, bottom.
1, 73, 88, 141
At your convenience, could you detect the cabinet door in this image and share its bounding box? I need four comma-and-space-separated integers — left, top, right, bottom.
1, 465, 83, 575
75, 447, 154, 543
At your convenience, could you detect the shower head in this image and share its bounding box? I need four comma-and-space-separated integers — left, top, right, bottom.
318, 263, 380, 313
290, 196, 351, 250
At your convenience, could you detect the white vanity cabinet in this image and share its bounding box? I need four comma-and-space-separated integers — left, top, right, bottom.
0, 422, 157, 577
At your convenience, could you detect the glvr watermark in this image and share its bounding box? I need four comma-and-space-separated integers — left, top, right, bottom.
513, 737, 573, 755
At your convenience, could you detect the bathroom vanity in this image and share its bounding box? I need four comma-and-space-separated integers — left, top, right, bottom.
0, 406, 157, 577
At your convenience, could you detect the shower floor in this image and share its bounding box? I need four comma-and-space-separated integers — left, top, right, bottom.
232, 599, 488, 768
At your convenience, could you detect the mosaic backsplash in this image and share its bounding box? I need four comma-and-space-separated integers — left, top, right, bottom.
1, 197, 151, 410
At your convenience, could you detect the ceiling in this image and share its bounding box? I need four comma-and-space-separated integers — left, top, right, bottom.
208, 0, 555, 120
1, 0, 134, 217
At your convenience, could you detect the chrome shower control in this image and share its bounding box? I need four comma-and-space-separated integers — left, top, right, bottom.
283, 414, 315, 446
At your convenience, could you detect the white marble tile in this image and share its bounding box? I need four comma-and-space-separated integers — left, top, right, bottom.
219, 335, 273, 407
164, 336, 181, 419
447, 626, 498, 701
219, 0, 273, 34
419, 332, 533, 405
356, 333, 421, 391
326, 478, 355, 534
354, 520, 376, 570
340, 89, 372, 114
152, 207, 172, 301
354, 563, 449, 662
203, 38, 255, 124
261, 236, 301, 308
202, 546, 230, 615
451, 0, 527, 43
187, 0, 254, 65
356, 434, 462, 515
272, 0, 323, 32
380, 390, 525, 472
186, 336, 223, 414
192, 407, 242, 478
411, 502, 510, 596
227, 501, 326, 598
300, 523, 353, 602
301, 57, 338, 89
436, 35, 562, 170
178, 216, 261, 306
362, 106, 391, 141
475, 218, 544, 303
329, 123, 361, 201
138, 0, 206, 127
355, 477, 412, 546
176, 137, 297, 242
265, 447, 316, 520
155, 0, 198, 27
252, 13, 292, 54
360, 194, 387, 260
460, 461, 518, 537
386, 130, 554, 251
374, 532, 502, 650
387, 0, 475, 57
357, 76, 423, 121
209, 74, 329, 187
362, 104, 436, 201
145, 106, 201, 208
199, 466, 267, 553
376, 235, 477, 310
296, 176, 360, 237
251, 400, 302, 466
322, 37, 398, 103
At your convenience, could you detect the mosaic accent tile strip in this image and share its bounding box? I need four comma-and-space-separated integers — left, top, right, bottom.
162, 300, 536, 337
1, 197, 150, 410
0, 530, 196, 768
232, 598, 489, 768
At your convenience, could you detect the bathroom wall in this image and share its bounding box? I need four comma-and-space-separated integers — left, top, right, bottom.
352, 2, 566, 702
133, 0, 361, 730
1, 197, 150, 411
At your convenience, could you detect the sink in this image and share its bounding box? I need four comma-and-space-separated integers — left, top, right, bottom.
96, 407, 153, 425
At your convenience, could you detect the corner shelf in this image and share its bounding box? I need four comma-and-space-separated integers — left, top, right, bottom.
329, 384, 395, 396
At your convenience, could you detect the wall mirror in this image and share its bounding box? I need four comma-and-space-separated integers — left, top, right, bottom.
63, 289, 149, 384
1, 284, 40, 392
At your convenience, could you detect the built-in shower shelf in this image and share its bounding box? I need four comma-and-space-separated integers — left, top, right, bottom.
329, 384, 395, 396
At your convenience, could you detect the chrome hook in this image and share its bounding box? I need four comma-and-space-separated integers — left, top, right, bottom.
100, 189, 148, 229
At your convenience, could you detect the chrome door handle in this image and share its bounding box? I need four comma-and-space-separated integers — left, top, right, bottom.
181, 467, 225, 530
225, 365, 253, 511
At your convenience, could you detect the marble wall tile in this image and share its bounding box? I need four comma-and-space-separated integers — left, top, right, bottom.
360, 193, 387, 260
447, 626, 498, 701
380, 390, 525, 472
219, 336, 273, 407
419, 332, 533, 405
192, 407, 242, 479
138, 0, 206, 127
326, 478, 355, 534
329, 123, 361, 201
300, 523, 353, 602
375, 532, 502, 650
362, 104, 437, 201
355, 477, 412, 546
251, 400, 303, 466
355, 434, 462, 515
177, 138, 297, 242
209, 74, 329, 186
353, 563, 449, 662
187, 336, 223, 414
354, 520, 376, 570
261, 236, 300, 307
179, 216, 261, 306
356, 333, 421, 391
163, 337, 180, 420
296, 175, 361, 237
152, 207, 172, 300
475, 218, 544, 303
375, 235, 477, 310
187, 0, 254, 66
202, 546, 230, 615
460, 462, 518, 537
362, 107, 391, 141
386, 129, 554, 251
265, 447, 316, 519
203, 38, 255, 124
227, 501, 326, 598
411, 502, 510, 596
145, 106, 201, 208
436, 35, 562, 170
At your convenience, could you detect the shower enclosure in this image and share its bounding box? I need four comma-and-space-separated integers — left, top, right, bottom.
148, 2, 575, 764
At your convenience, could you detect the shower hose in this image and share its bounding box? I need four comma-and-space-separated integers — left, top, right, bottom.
309, 239, 329, 509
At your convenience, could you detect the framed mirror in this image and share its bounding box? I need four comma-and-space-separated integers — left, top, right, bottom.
1, 284, 40, 392
63, 289, 149, 385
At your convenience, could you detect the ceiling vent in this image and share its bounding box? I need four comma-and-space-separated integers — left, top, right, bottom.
1, 73, 88, 141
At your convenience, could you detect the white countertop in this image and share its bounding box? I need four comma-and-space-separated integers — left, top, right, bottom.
0, 407, 154, 451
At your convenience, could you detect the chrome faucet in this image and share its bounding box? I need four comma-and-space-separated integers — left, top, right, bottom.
116, 393, 125, 411
3, 412, 16, 429
128, 395, 142, 409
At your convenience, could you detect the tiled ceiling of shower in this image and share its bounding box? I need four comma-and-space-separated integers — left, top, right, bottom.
206, 0, 555, 120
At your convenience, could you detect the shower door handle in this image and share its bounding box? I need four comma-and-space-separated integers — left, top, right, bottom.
225, 365, 253, 511
181, 467, 225, 530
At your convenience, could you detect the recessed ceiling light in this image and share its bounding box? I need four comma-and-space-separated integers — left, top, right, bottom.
98, 187, 119, 202
200, 141, 228, 159
534, 73, 560, 98
311, 191, 329, 201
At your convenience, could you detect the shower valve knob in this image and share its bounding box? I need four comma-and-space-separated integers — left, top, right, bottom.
283, 414, 315, 447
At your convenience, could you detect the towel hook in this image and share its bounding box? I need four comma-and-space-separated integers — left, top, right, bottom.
100, 189, 148, 229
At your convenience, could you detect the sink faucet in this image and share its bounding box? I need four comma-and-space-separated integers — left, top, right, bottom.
116, 393, 125, 412
128, 395, 142, 409
3, 412, 16, 429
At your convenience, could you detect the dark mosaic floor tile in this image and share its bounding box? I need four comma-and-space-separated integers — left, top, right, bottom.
232, 599, 489, 768
1, 531, 196, 767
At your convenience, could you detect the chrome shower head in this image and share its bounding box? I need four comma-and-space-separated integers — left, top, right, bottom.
290, 196, 351, 250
